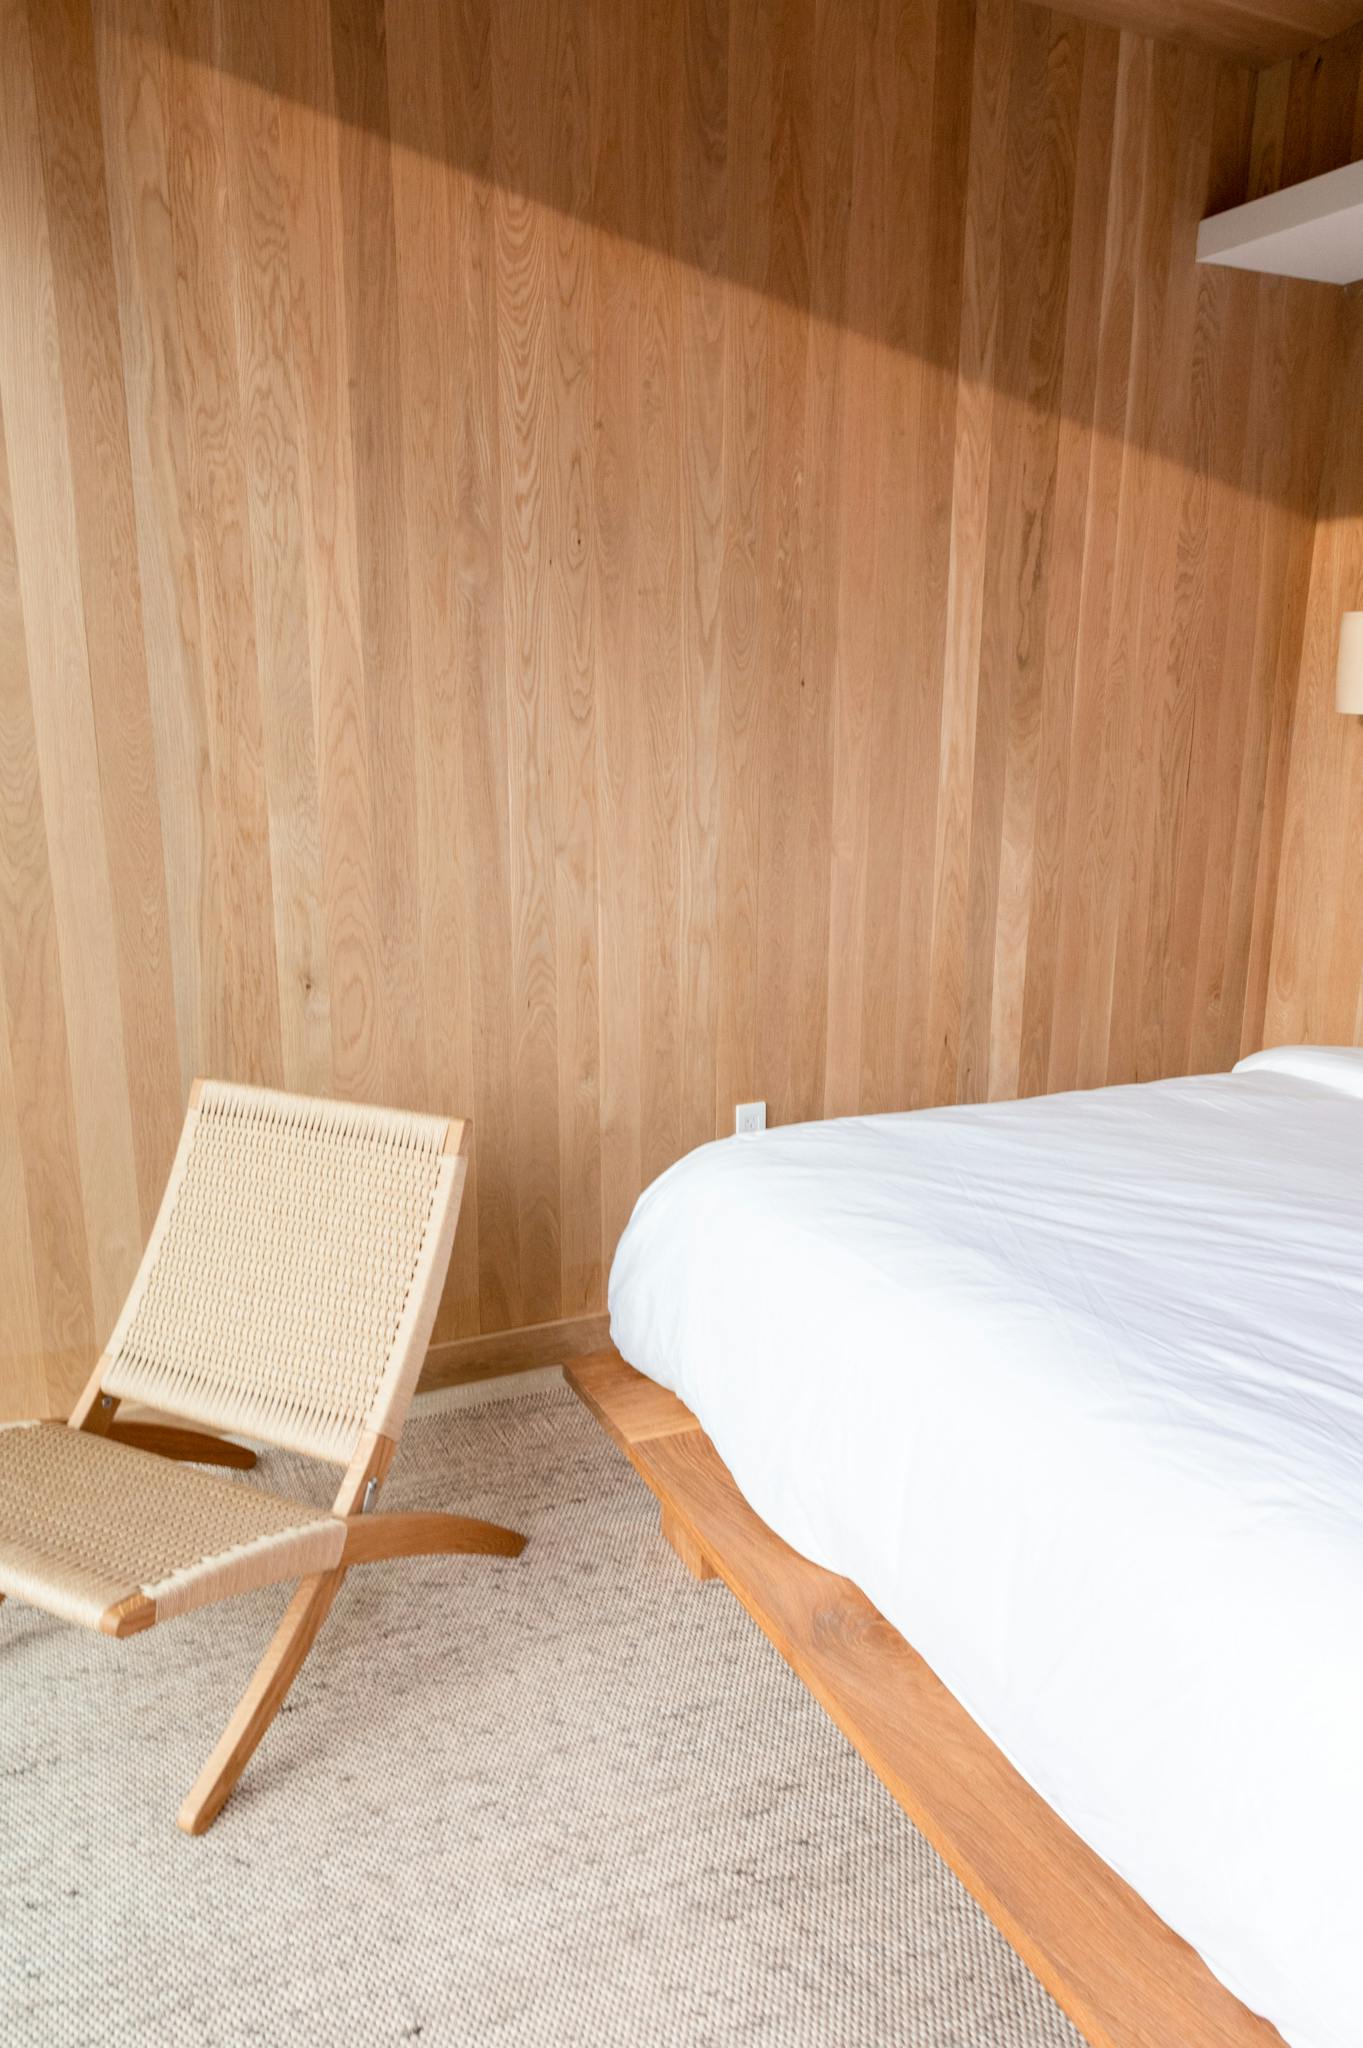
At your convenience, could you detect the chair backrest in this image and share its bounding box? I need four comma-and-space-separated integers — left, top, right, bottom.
99, 1082, 466, 1464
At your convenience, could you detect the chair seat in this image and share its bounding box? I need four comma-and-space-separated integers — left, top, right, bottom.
0, 1422, 345, 1635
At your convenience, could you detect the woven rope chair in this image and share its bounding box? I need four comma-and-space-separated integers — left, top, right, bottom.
0, 1081, 524, 1834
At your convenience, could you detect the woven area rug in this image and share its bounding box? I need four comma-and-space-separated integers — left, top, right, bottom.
1, 1383, 1080, 2048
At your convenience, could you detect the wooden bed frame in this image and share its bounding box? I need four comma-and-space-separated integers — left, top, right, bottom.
566, 1346, 1284, 2048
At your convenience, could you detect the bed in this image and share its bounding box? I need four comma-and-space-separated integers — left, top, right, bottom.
578, 1048, 1363, 2048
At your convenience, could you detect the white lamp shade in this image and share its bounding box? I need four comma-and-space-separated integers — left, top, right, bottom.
1337, 613, 1363, 714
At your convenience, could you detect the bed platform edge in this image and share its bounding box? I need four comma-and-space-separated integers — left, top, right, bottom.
564, 1344, 1283, 2048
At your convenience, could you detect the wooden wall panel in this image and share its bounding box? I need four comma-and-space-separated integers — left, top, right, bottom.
0, 0, 1345, 1418
0, 0, 149, 1398
1264, 285, 1363, 1046
1252, 27, 1363, 1054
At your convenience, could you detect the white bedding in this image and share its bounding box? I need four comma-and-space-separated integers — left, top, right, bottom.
607, 1053, 1363, 2048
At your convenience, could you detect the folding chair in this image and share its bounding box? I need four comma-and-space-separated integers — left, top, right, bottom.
0, 1081, 525, 1834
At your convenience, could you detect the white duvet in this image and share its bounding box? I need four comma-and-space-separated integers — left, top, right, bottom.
608, 1052, 1363, 2048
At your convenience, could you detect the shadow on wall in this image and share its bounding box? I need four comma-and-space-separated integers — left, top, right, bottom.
126, 0, 1363, 513
3, 0, 1362, 1430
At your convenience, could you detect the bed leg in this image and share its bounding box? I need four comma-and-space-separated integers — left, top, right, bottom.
660, 1506, 716, 1581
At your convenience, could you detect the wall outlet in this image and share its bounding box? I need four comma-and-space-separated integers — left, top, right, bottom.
735, 1100, 766, 1137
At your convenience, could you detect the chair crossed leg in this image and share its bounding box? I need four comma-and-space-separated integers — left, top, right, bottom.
177, 1430, 525, 1835
178, 1509, 525, 1835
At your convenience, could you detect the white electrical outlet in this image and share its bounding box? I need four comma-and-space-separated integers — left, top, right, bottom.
735, 1100, 766, 1137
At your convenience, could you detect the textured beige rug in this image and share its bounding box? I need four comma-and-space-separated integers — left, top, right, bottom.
1, 1384, 1080, 2048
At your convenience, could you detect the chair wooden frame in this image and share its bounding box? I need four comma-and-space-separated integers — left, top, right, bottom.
566, 1346, 1285, 2048
1, 1081, 525, 1836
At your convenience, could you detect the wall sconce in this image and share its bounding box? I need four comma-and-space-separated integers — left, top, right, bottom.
1337, 612, 1363, 717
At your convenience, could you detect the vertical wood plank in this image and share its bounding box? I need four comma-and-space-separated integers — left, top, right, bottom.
0, 0, 144, 1376
26, 0, 181, 1222
95, 0, 214, 1099
435, 0, 520, 1335
163, 0, 284, 1083
547, 0, 604, 1315
386, 0, 482, 1334
218, 0, 332, 1096
270, 0, 384, 1105
1048, 32, 1153, 1092
329, 0, 427, 1108
1105, 40, 1212, 1086
713, 0, 771, 1129
752, 0, 820, 1130
593, 0, 646, 1269
674, 0, 727, 1160
636, 0, 686, 1188
925, 0, 1013, 1107
1017, 20, 1117, 1099
0, 383, 95, 1414
979, 7, 1083, 1104
821, 0, 885, 1121
891, 0, 965, 1114
1261, 287, 1363, 1051
492, 0, 562, 1319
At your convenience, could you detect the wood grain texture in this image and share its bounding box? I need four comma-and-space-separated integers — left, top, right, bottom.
103, 1418, 258, 1468
1265, 287, 1363, 1046
566, 1348, 1285, 2048
338, 1508, 526, 1565
421, 1310, 612, 1392
0, 0, 1349, 1419
1257, 24, 1363, 1053
1036, 0, 1363, 63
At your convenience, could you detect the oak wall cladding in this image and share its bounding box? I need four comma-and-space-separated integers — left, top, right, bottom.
1260, 25, 1363, 1047
0, 0, 1346, 1416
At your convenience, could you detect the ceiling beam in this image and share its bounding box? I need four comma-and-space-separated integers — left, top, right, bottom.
1037, 0, 1363, 66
